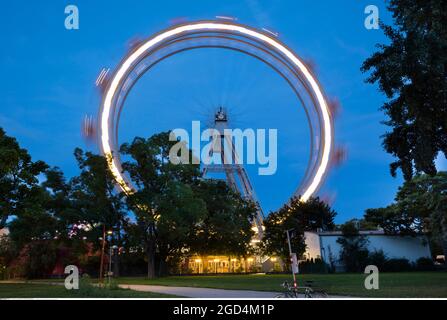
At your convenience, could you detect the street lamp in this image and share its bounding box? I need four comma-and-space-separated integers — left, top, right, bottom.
99, 227, 113, 284
286, 228, 299, 288
108, 245, 118, 285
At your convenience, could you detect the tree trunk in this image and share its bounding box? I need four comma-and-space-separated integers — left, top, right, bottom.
158, 259, 168, 277
113, 252, 120, 277
146, 242, 156, 279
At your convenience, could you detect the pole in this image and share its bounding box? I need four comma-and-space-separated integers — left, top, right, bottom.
99, 225, 106, 284
108, 246, 113, 285
286, 229, 297, 288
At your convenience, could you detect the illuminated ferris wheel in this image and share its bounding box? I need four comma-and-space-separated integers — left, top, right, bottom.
97, 19, 334, 221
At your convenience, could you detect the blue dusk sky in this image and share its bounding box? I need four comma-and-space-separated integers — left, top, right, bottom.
1, 1, 442, 223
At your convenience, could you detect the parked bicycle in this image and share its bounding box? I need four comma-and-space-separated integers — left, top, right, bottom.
275, 280, 328, 298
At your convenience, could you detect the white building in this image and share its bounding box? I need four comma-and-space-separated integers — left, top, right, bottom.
304, 230, 431, 271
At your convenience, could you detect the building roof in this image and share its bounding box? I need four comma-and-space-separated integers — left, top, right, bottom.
305, 230, 427, 237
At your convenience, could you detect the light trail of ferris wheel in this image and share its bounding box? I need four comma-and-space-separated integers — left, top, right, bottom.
99, 21, 333, 202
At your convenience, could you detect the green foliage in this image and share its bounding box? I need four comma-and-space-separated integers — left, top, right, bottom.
364, 205, 419, 235
70, 275, 130, 298
189, 179, 256, 257
365, 172, 447, 262
337, 221, 370, 272
8, 207, 59, 248
361, 1, 447, 180
71, 148, 127, 241
0, 129, 265, 279
262, 196, 337, 262
120, 132, 256, 277
18, 241, 58, 279
415, 257, 435, 271
383, 258, 412, 272
368, 250, 388, 271
0, 127, 48, 229
2, 146, 131, 278
120, 132, 206, 278
298, 258, 329, 274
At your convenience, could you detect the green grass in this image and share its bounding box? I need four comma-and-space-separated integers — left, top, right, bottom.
11, 272, 447, 298
113, 272, 447, 298
0, 283, 178, 299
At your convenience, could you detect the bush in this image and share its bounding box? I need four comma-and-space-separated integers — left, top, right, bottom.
71, 274, 122, 298
368, 250, 388, 271
415, 257, 435, 271
20, 241, 58, 279
299, 258, 329, 274
0, 264, 6, 280
383, 258, 412, 272
337, 234, 370, 272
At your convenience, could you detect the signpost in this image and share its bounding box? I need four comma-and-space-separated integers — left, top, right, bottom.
286, 229, 299, 288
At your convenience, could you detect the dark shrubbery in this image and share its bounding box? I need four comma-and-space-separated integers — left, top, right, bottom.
21, 241, 58, 279
382, 258, 412, 272
415, 257, 435, 271
367, 250, 388, 271
337, 222, 370, 272
299, 258, 329, 274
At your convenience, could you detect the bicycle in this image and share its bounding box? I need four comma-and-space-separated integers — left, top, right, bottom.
274, 281, 328, 298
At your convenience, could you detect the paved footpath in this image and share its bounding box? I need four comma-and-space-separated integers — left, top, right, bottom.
118, 284, 351, 298
0, 281, 347, 298
119, 284, 280, 298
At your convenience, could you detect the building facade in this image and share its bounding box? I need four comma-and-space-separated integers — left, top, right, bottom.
184, 255, 282, 274
304, 230, 432, 271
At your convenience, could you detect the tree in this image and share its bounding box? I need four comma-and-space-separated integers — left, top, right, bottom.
396, 173, 447, 263
6, 182, 61, 279
70, 149, 127, 275
364, 205, 422, 235
364, 172, 447, 264
155, 181, 207, 276
189, 179, 257, 258
262, 196, 337, 263
120, 132, 205, 278
361, 1, 447, 180
336, 221, 370, 272
0, 127, 48, 229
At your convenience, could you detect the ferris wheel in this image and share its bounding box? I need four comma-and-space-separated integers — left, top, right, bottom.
97, 19, 334, 214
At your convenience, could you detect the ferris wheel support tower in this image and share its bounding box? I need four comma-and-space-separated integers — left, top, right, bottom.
202, 107, 265, 240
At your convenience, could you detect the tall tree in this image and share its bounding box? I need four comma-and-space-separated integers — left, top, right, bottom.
365, 172, 447, 264
262, 196, 337, 262
71, 149, 126, 235
0, 128, 48, 229
336, 221, 370, 272
361, 1, 447, 180
71, 149, 127, 276
364, 204, 422, 235
120, 132, 205, 278
189, 179, 257, 258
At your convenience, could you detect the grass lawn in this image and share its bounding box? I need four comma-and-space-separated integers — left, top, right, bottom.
114, 272, 447, 298
0, 283, 178, 299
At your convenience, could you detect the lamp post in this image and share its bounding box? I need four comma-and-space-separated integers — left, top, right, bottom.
286, 228, 298, 288
108, 245, 118, 285
99, 227, 113, 284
